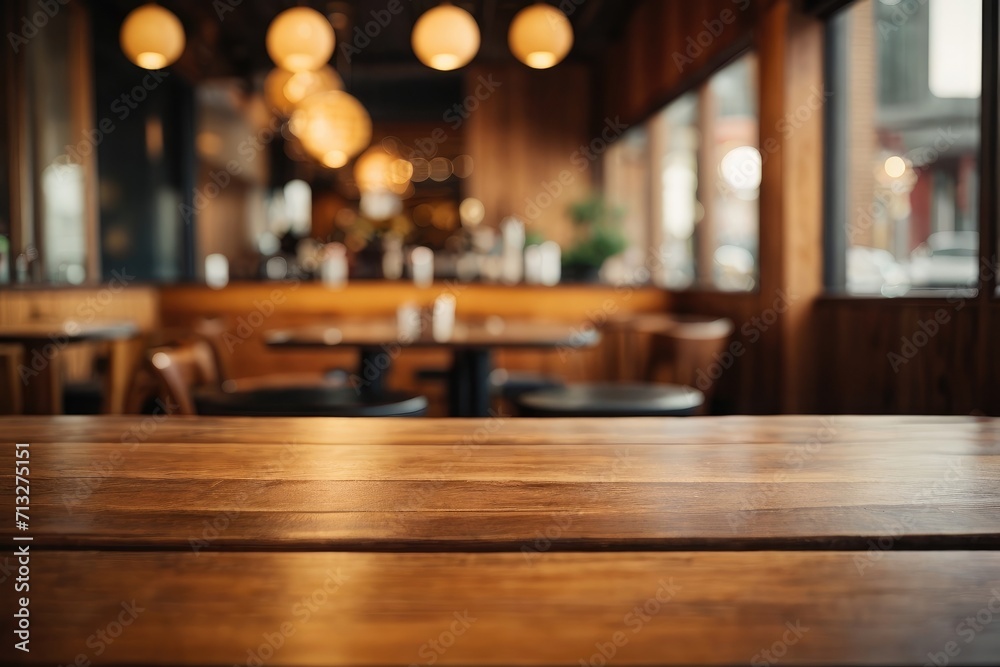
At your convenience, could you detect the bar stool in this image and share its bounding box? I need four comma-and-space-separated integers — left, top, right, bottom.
193, 386, 427, 417
513, 383, 704, 417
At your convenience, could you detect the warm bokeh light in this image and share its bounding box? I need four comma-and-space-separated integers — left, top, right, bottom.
429, 157, 453, 182
294, 91, 372, 169
264, 66, 343, 117
354, 149, 414, 195
452, 154, 474, 178
360, 190, 403, 220
459, 197, 485, 227
883, 155, 908, 179
508, 3, 573, 69
389, 159, 414, 185
412, 4, 480, 71
720, 145, 762, 192
266, 7, 335, 73
410, 158, 431, 182
355, 148, 393, 191
120, 4, 186, 70
321, 150, 349, 169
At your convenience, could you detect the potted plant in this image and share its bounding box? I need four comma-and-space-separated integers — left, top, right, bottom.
561, 196, 627, 283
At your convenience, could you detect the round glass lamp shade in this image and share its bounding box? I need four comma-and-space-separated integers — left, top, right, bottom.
508, 3, 573, 69
411, 4, 480, 71
266, 7, 335, 73
295, 91, 372, 169
120, 4, 186, 70
264, 66, 343, 116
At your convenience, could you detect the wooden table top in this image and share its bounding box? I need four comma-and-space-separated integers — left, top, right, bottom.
9, 550, 1000, 665
264, 318, 600, 349
6, 414, 1000, 550
0, 319, 138, 343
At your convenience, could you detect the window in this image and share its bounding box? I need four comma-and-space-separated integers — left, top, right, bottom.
827, 0, 982, 296
605, 52, 760, 291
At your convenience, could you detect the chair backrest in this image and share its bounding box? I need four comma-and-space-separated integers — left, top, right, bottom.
191, 317, 234, 382
647, 318, 735, 400
146, 339, 220, 415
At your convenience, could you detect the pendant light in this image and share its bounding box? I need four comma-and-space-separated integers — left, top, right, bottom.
266, 7, 335, 73
120, 3, 186, 70
411, 3, 480, 71
508, 3, 573, 69
264, 66, 343, 117
293, 91, 372, 169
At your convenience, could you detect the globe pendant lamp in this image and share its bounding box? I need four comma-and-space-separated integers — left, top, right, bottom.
266, 7, 335, 73
411, 3, 480, 71
120, 3, 186, 70
264, 66, 343, 117
508, 3, 573, 69
294, 91, 372, 169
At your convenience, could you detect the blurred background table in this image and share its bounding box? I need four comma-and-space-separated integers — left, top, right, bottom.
0, 321, 139, 414
265, 318, 599, 416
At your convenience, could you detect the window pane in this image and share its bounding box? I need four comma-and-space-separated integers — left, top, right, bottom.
27, 6, 88, 284
650, 93, 698, 290
704, 53, 759, 291
604, 51, 759, 292
831, 0, 981, 296
604, 126, 651, 281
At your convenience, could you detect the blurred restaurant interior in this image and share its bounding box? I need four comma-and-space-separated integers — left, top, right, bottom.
0, 0, 996, 418
2, 0, 1000, 664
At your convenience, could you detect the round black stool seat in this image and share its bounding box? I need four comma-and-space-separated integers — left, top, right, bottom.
514, 383, 704, 417
489, 369, 566, 401
194, 387, 428, 417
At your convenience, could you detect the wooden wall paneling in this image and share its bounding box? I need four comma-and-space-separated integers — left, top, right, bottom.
652, 0, 678, 95
776, 6, 825, 413
750, 0, 791, 415
464, 64, 592, 247
68, 2, 100, 284
608, 0, 763, 127
813, 299, 984, 415
989, 304, 1000, 415
4, 0, 32, 277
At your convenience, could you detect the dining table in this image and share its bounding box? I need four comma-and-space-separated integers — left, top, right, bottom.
3, 414, 1000, 665
264, 317, 600, 416
0, 320, 139, 414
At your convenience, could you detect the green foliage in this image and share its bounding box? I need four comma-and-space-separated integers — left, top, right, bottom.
524, 229, 546, 247
568, 196, 623, 227
562, 196, 627, 269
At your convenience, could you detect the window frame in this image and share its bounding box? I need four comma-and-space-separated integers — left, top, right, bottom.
822, 0, 1000, 300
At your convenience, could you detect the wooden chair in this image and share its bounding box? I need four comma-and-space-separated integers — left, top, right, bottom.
146, 339, 220, 416
145, 338, 427, 417
646, 317, 736, 406
512, 316, 734, 418
191, 316, 348, 391
0, 344, 23, 414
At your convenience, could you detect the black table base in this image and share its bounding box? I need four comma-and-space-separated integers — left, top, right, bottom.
448, 349, 492, 417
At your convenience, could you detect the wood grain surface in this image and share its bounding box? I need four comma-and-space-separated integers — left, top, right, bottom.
6, 550, 1000, 665
3, 415, 999, 550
